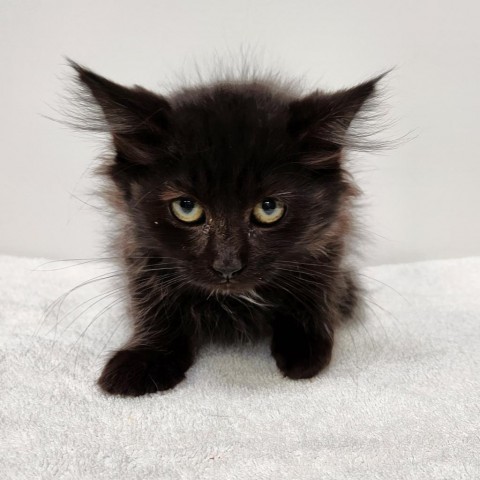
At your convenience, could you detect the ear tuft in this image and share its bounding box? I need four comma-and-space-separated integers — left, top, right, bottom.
69, 59, 172, 164
288, 72, 389, 166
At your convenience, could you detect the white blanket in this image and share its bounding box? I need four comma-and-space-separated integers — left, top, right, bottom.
1, 255, 479, 479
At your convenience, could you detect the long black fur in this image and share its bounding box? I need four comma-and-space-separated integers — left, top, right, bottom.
70, 61, 384, 396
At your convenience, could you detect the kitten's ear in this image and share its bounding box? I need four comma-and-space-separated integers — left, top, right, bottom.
288, 73, 386, 166
71, 60, 172, 164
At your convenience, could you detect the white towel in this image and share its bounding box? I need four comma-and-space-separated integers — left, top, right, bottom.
1, 254, 479, 479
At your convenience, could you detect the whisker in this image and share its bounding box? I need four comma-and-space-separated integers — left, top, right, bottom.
54, 288, 122, 338
95, 313, 127, 361
30, 271, 123, 347
71, 295, 128, 374
358, 273, 410, 304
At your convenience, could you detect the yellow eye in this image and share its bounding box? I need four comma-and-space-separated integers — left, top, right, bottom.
252, 198, 285, 224
171, 198, 205, 223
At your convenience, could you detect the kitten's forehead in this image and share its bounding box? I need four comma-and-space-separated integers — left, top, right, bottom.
165, 153, 296, 210
174, 86, 290, 153
167, 85, 296, 203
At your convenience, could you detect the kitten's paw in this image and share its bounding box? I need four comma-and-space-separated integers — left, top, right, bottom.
271, 333, 332, 380
98, 348, 189, 396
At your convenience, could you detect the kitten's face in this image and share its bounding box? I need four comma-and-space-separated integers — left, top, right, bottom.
73, 63, 380, 295
128, 95, 345, 294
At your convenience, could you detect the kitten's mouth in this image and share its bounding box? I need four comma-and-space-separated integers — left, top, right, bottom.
217, 281, 240, 292
211, 279, 253, 294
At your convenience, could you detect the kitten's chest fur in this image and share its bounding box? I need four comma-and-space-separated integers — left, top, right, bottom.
185, 292, 273, 344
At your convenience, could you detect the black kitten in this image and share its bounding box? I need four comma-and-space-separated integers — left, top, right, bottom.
71, 61, 384, 396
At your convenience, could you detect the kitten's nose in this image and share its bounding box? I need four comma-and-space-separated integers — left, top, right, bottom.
212, 258, 244, 279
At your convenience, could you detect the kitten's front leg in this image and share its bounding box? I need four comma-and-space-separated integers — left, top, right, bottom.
270, 298, 334, 380
98, 308, 194, 396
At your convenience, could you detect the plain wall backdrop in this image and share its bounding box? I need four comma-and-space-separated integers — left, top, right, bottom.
1, 0, 479, 266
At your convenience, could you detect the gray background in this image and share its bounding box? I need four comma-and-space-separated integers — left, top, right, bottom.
1, 0, 479, 266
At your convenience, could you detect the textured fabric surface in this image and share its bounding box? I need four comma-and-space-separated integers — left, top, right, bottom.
0, 254, 479, 479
